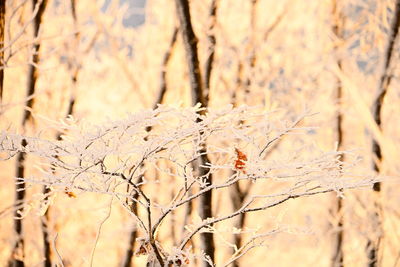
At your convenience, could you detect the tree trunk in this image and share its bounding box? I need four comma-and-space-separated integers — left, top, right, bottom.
331, 1, 344, 266
174, 0, 215, 265
368, 1, 400, 266
41, 186, 52, 267
120, 23, 176, 267
0, 0, 5, 102
203, 0, 218, 104
174, 0, 207, 108
121, 192, 139, 267
230, 182, 246, 267
9, 1, 47, 266
41, 1, 78, 265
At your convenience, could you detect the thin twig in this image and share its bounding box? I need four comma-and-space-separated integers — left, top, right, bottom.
89, 196, 113, 267
52, 233, 65, 267
178, 181, 376, 250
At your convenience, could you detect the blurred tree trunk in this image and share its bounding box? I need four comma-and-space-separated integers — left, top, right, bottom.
40, 1, 78, 266
0, 0, 5, 102
121, 188, 140, 267
203, 0, 217, 103
230, 181, 248, 267
9, 1, 47, 266
230, 3, 286, 265
155, 27, 178, 107
244, 0, 258, 97
331, 1, 344, 266
120, 24, 177, 267
174, 0, 215, 265
368, 1, 400, 266
230, 0, 255, 252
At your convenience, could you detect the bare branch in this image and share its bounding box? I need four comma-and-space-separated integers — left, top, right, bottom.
89, 196, 113, 267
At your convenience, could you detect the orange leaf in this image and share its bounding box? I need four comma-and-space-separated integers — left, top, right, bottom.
234, 148, 247, 173
64, 187, 77, 198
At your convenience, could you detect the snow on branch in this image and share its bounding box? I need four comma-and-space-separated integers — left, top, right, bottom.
0, 104, 377, 265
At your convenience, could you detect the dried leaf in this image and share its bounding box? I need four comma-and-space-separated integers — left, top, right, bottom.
64, 187, 77, 198
234, 148, 247, 173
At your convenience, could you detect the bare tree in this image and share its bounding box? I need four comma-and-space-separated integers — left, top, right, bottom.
9, 1, 47, 266
203, 0, 218, 104
120, 25, 177, 267
331, 1, 345, 266
244, 0, 258, 96
0, 0, 5, 102
229, 4, 286, 266
229, 0, 257, 255
368, 1, 400, 266
1, 1, 397, 266
174, 0, 215, 265
40, 0, 81, 266
156, 27, 179, 107
0, 105, 379, 267
174, 0, 207, 107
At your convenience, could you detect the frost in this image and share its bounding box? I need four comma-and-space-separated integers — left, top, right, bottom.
0, 105, 378, 265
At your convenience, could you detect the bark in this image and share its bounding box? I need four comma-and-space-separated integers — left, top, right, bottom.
9, 1, 47, 266
174, 0, 207, 108
230, 182, 246, 267
197, 152, 215, 266
203, 0, 218, 104
331, 1, 344, 266
331, 195, 344, 267
0, 0, 5, 102
371, 0, 400, 176
368, 1, 400, 266
121, 190, 139, 267
41, 186, 52, 267
174, 0, 215, 265
156, 26, 178, 108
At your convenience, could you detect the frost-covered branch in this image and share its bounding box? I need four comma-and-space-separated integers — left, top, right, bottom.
0, 105, 377, 265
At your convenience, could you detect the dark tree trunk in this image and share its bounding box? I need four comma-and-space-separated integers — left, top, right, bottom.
203, 0, 218, 104
9, 1, 47, 266
331, 1, 344, 266
174, 0, 215, 265
368, 1, 400, 266
371, 0, 400, 177
197, 152, 215, 266
174, 0, 207, 108
41, 186, 52, 267
156, 26, 178, 108
121, 191, 139, 267
0, 0, 5, 102
230, 182, 246, 267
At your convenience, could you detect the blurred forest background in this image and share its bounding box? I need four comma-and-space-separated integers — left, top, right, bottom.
1, 0, 400, 266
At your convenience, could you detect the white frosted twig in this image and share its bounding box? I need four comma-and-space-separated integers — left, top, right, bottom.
223, 229, 281, 267
178, 178, 378, 251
